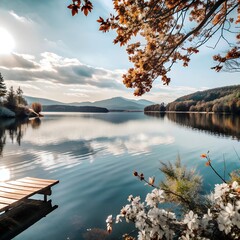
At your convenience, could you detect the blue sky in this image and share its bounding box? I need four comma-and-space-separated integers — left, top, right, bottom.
0, 0, 239, 103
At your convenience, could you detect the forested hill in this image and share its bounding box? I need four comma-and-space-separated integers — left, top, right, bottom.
175, 85, 240, 102
166, 85, 240, 113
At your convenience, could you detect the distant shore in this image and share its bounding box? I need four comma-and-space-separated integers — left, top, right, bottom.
144, 110, 238, 114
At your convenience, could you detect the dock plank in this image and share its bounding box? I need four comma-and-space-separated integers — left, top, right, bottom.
0, 177, 59, 213
0, 197, 17, 205
7, 181, 48, 188
0, 191, 26, 200
26, 177, 58, 184
18, 178, 59, 186
0, 186, 33, 195
0, 183, 42, 192
16, 179, 54, 187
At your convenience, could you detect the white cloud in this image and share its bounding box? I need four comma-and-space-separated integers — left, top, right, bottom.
0, 50, 212, 103
9, 11, 33, 24
0, 52, 39, 69
0, 51, 129, 101
0, 51, 123, 87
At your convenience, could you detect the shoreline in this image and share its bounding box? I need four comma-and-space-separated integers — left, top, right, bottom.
144, 110, 238, 115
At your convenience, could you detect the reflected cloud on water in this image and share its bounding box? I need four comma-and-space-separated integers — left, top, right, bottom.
0, 113, 174, 173
91, 134, 174, 156
0, 112, 239, 240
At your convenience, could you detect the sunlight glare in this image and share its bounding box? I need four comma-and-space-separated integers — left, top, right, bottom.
0, 28, 15, 54
0, 167, 11, 182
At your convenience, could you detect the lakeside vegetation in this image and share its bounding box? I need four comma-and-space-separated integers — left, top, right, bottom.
145, 85, 240, 114
0, 72, 42, 118
0, 72, 109, 116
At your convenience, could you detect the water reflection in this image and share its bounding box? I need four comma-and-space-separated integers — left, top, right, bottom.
82, 228, 113, 240
0, 199, 58, 240
0, 128, 6, 156
30, 118, 42, 129
144, 112, 240, 140
0, 112, 239, 240
0, 167, 10, 181
144, 112, 166, 119
0, 118, 41, 156
0, 114, 173, 172
91, 134, 174, 156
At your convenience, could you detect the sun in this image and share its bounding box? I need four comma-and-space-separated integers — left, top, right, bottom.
0, 28, 15, 54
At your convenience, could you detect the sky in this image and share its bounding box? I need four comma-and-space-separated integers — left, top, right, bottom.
0, 0, 239, 103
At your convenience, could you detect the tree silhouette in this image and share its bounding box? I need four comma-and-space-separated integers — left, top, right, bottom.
0, 72, 7, 104
16, 87, 27, 106
5, 86, 17, 110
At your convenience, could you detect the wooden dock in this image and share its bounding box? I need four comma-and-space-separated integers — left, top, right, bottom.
0, 199, 58, 240
0, 177, 59, 213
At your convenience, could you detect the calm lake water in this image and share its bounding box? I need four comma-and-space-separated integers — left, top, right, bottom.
0, 112, 239, 240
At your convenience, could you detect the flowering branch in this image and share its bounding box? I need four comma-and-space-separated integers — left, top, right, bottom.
106, 180, 240, 239
133, 171, 192, 208
201, 153, 227, 183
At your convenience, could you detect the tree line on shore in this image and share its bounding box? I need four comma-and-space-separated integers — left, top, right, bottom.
0, 73, 42, 117
145, 85, 240, 114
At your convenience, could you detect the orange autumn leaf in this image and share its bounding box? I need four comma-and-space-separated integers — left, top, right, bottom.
205, 161, 211, 166
97, 17, 104, 23
81, 6, 88, 16
201, 154, 207, 158
81, 1, 93, 16
68, 4, 80, 16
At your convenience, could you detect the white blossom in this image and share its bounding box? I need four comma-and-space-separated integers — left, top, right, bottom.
201, 209, 212, 228
135, 210, 147, 230
231, 181, 239, 190
145, 188, 165, 207
106, 214, 112, 224
107, 178, 240, 239
183, 211, 199, 230
128, 195, 133, 202
217, 214, 232, 234
115, 214, 122, 223
106, 215, 113, 233
213, 183, 230, 200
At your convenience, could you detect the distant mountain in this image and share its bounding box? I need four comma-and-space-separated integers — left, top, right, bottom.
136, 99, 155, 106
25, 96, 154, 111
25, 96, 64, 106
73, 97, 154, 110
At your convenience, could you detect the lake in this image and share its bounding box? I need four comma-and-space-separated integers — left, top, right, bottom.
0, 112, 239, 240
